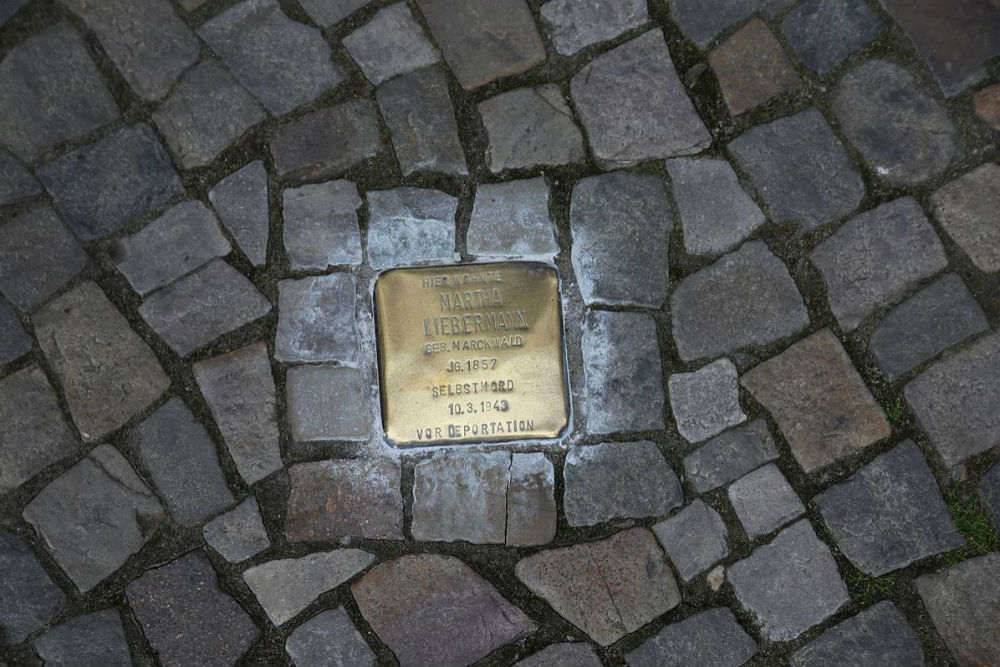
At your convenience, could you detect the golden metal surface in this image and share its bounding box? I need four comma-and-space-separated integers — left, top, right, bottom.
374, 262, 569, 446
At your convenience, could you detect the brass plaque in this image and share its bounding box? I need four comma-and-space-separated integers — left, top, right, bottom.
374, 262, 569, 446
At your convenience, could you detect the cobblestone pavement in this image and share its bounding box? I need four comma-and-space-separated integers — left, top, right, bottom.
2, 0, 1000, 665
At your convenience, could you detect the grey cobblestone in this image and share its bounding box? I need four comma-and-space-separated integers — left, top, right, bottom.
0, 149, 40, 206
152, 60, 267, 169
668, 358, 746, 443
34, 282, 169, 442
344, 3, 439, 85
468, 178, 558, 260
480, 85, 585, 173
366, 187, 457, 270
23, 444, 165, 592
540, 0, 648, 56
415, 0, 546, 90
199, 0, 343, 114
790, 602, 925, 667
582, 310, 665, 433
38, 124, 184, 241
203, 497, 270, 563
0, 531, 66, 645
270, 101, 382, 182
243, 549, 374, 625
684, 420, 780, 493
0, 302, 31, 364
652, 500, 728, 582
112, 201, 231, 296
811, 197, 948, 331
208, 161, 270, 267
516, 643, 602, 667
671, 241, 809, 361
834, 60, 958, 186
286, 365, 369, 441
62, 0, 198, 101
0, 23, 118, 162
564, 441, 683, 526
0, 205, 87, 310
139, 259, 271, 356
626, 608, 757, 667
285, 608, 375, 667
570, 171, 672, 307
33, 609, 132, 667
728, 464, 805, 540
572, 29, 711, 168
297, 0, 367, 27
194, 343, 283, 485
412, 451, 509, 544
869, 274, 988, 380
275, 273, 360, 364
281, 181, 363, 271
728, 109, 864, 230
376, 67, 468, 177
930, 162, 1000, 273
782, 0, 884, 75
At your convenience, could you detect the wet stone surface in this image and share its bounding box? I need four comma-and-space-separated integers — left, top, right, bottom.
1, 3, 999, 665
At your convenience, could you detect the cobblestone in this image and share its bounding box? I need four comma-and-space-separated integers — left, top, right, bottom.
297, 0, 367, 27
811, 197, 948, 331
270, 101, 382, 181
366, 187, 457, 270
915, 553, 1000, 666
0, 302, 31, 364
112, 201, 231, 296
139, 259, 271, 356
468, 178, 557, 260
282, 181, 363, 271
516, 643, 602, 667
285, 608, 375, 667
671, 241, 809, 361
782, 0, 883, 75
198, 0, 343, 114
652, 500, 728, 582
353, 554, 535, 666
193, 343, 283, 485
0, 150, 39, 206
343, 3, 438, 85
729, 520, 849, 642
669, 358, 745, 443
0, 367, 76, 494
564, 441, 683, 526
790, 602, 925, 667
129, 399, 234, 527
0, 23, 118, 162
507, 453, 557, 547
275, 273, 359, 364
243, 549, 374, 625
626, 608, 757, 667
668, 0, 790, 48
38, 124, 184, 241
0, 206, 87, 310
0, 531, 66, 645
684, 420, 780, 493
728, 109, 864, 230
32, 609, 132, 667
203, 497, 270, 563
880, 0, 1000, 96
540, 0, 648, 56
665, 157, 764, 257
480, 85, 585, 173
377, 67, 468, 177
816, 441, 962, 576
286, 459, 404, 541
571, 29, 711, 168
126, 551, 259, 667
516, 528, 680, 646
869, 274, 988, 380
743, 329, 890, 472
23, 444, 165, 592
570, 171, 671, 307
904, 332, 1000, 467
62, 0, 198, 101
930, 163, 1000, 273
709, 18, 801, 115
728, 464, 805, 540
834, 60, 958, 186
34, 282, 169, 442
582, 310, 665, 433
415, 0, 546, 90
208, 161, 270, 267
152, 60, 266, 169
287, 365, 369, 442
412, 451, 509, 544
